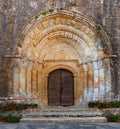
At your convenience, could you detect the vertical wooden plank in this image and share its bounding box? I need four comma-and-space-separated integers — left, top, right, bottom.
61, 69, 74, 106
48, 69, 61, 106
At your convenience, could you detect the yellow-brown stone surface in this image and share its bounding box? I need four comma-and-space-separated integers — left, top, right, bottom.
10, 10, 112, 106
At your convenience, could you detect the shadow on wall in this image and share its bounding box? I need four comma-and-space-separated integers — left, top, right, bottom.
0, 69, 9, 97
0, 57, 13, 97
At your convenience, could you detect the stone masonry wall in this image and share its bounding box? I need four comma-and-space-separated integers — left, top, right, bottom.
0, 0, 119, 97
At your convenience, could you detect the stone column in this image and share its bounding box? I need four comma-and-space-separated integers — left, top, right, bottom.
83, 64, 89, 99
20, 65, 26, 95
26, 62, 33, 96
44, 74, 48, 106
31, 68, 37, 95
74, 74, 78, 106
12, 58, 20, 99
76, 73, 84, 106
97, 59, 106, 101
36, 63, 42, 94
13, 68, 20, 95
93, 61, 99, 101
103, 58, 112, 101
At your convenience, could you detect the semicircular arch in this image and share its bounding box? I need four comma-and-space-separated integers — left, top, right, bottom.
44, 64, 78, 77
16, 10, 112, 56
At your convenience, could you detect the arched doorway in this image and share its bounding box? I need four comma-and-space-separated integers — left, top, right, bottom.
48, 69, 74, 106
14, 10, 112, 106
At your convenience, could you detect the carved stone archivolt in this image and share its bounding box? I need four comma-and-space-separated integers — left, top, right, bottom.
13, 9, 112, 106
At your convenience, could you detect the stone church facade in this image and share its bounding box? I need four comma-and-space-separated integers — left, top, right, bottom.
0, 0, 119, 107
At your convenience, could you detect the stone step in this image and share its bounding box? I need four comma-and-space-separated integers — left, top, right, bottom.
43, 107, 100, 112
21, 107, 107, 123
23, 107, 101, 114
24, 111, 103, 118
20, 117, 107, 123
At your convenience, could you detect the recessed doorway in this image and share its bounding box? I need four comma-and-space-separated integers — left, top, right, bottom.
48, 69, 74, 106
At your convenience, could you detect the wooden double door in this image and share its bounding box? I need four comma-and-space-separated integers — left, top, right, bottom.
48, 69, 74, 106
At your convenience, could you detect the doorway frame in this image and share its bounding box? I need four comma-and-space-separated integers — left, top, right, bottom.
40, 60, 83, 106
48, 69, 74, 106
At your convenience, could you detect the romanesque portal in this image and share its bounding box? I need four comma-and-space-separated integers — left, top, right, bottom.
12, 10, 112, 106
